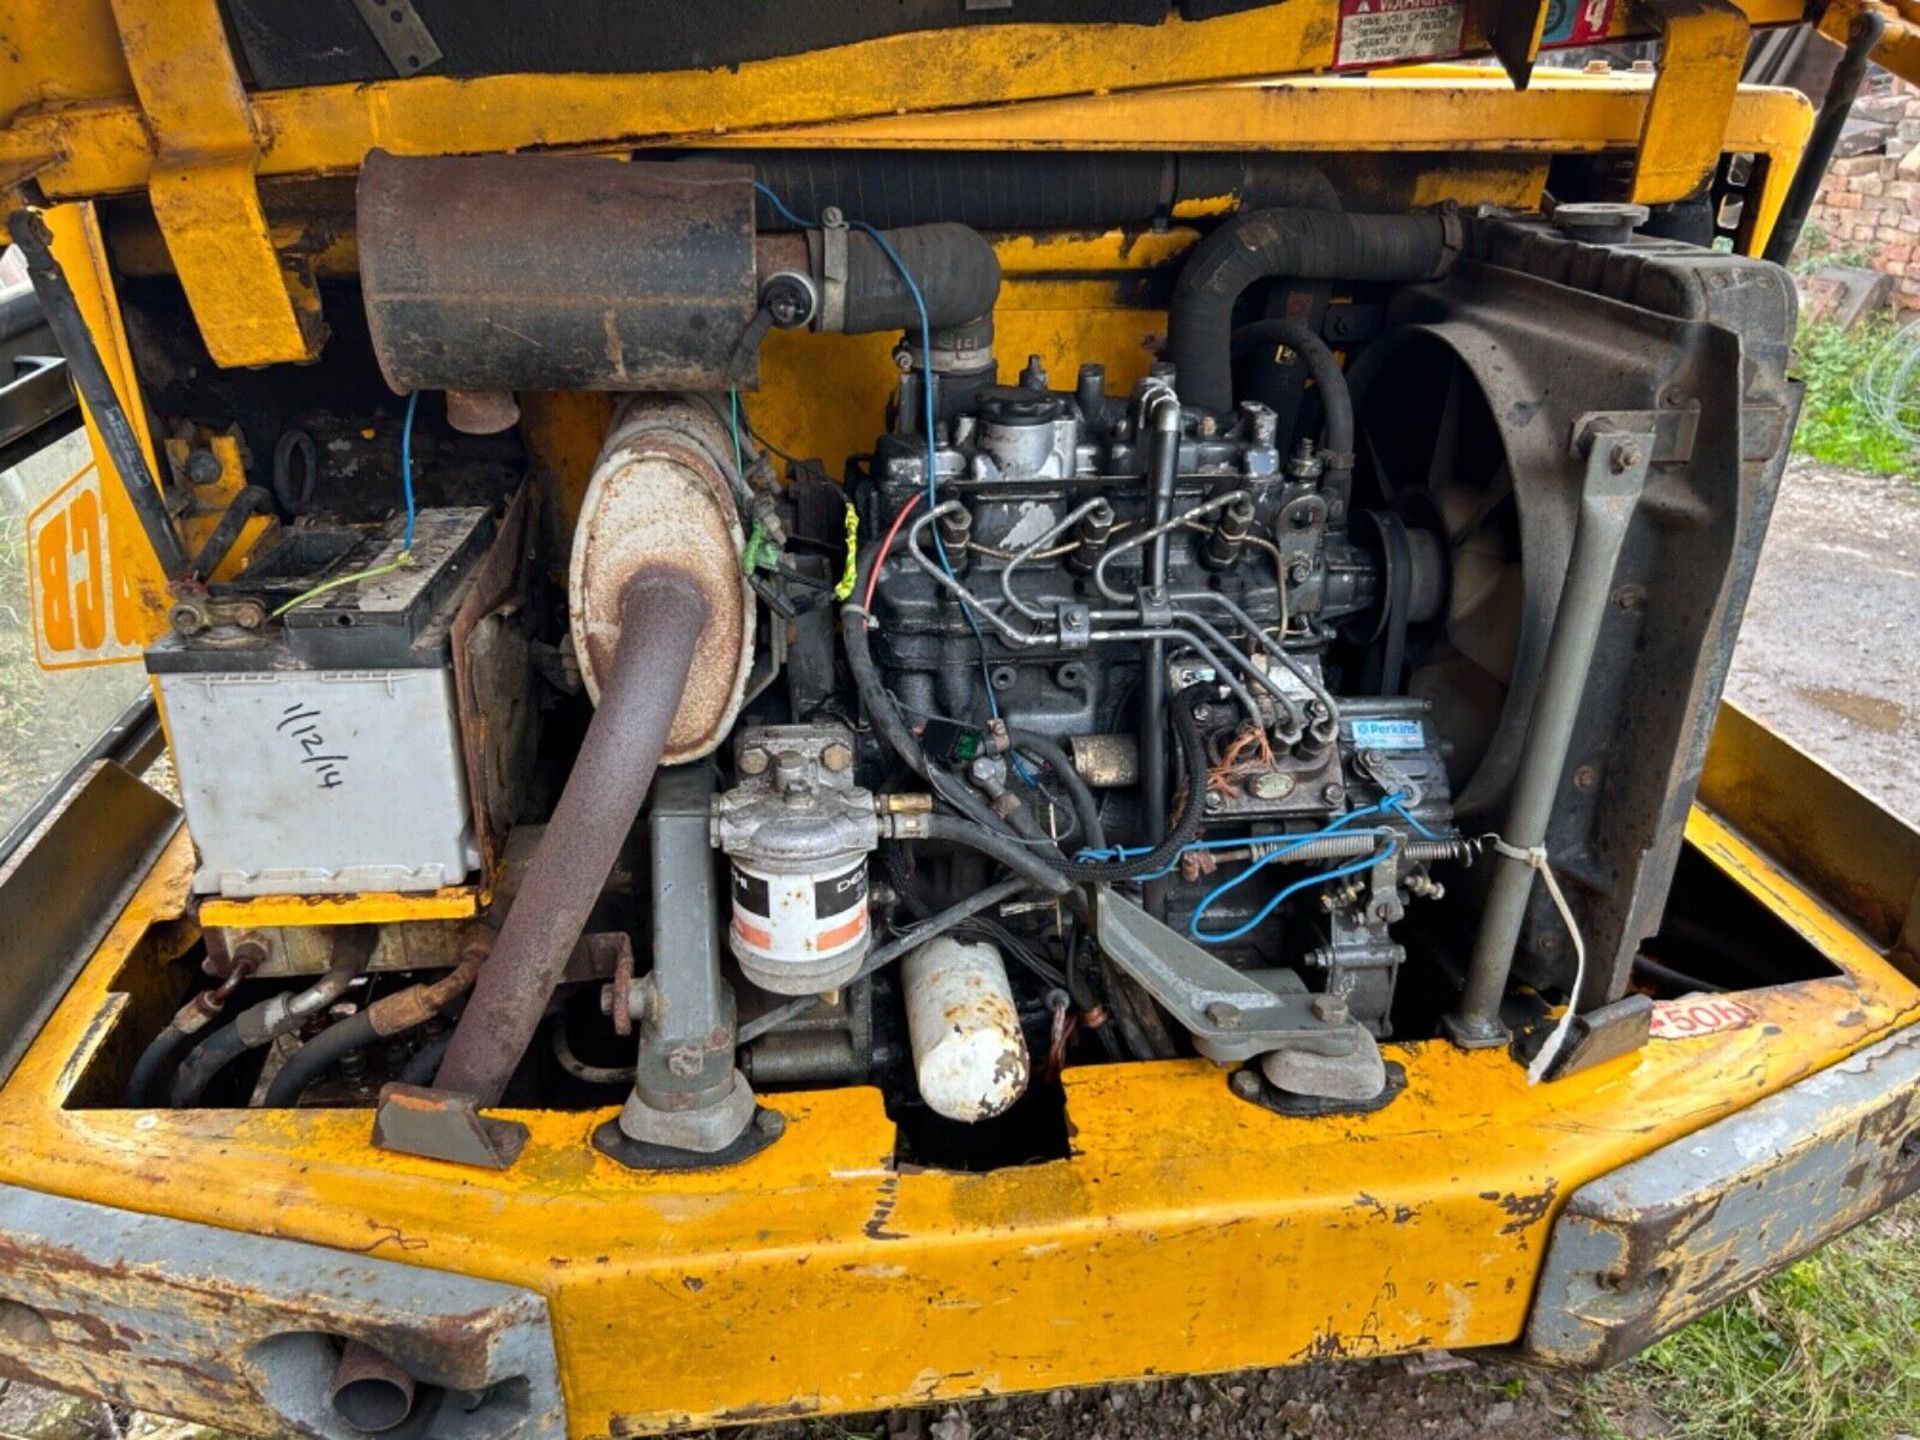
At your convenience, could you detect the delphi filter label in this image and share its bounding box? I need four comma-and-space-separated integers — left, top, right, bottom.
730, 861, 869, 958
1351, 717, 1426, 750
1334, 0, 1466, 69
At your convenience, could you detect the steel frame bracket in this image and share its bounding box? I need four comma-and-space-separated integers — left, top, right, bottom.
371, 1083, 530, 1170
106, 0, 325, 367
1632, 0, 1752, 205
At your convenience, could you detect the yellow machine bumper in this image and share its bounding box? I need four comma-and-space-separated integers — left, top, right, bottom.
0, 713, 1912, 1436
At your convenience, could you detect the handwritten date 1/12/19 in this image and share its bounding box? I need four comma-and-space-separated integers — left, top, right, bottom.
277, 702, 348, 790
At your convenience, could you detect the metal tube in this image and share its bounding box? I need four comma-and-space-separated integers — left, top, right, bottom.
435, 571, 709, 1105
330, 1340, 417, 1433
1763, 10, 1888, 268
1141, 396, 1182, 919
1447, 431, 1649, 1046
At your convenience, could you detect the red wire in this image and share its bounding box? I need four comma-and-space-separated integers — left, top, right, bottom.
859, 491, 923, 612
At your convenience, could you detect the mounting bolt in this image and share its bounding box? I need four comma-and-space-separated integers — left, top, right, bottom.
821, 741, 854, 774
1322, 783, 1345, 806
1610, 440, 1643, 473
1204, 791, 1225, 813
1204, 1001, 1242, 1029
1310, 993, 1349, 1024
738, 746, 770, 777
1229, 1069, 1264, 1101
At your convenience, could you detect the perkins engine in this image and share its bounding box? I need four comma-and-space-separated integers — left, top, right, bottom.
116, 150, 1795, 1177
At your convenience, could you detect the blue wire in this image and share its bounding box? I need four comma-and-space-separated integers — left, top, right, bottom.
1388, 796, 1444, 839
399, 389, 421, 553
753, 180, 1031, 782
1189, 837, 1400, 945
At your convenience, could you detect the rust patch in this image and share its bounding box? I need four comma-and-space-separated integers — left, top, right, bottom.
1486, 1180, 1560, 1235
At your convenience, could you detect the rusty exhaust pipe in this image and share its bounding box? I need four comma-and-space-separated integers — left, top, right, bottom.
330, 1339, 417, 1433
432, 572, 709, 1106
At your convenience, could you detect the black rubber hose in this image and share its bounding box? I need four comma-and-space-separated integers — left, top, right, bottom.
168, 1023, 253, 1107
747, 152, 1338, 234
263, 1011, 378, 1107
923, 815, 1075, 897
842, 224, 1001, 334
1008, 728, 1105, 852
1168, 210, 1454, 413
399, 1027, 457, 1087
1231, 319, 1354, 459
840, 602, 1022, 837
1055, 688, 1210, 885
126, 1025, 198, 1108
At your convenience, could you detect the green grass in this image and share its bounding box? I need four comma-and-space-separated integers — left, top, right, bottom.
1791, 320, 1918, 477
1584, 1200, 1920, 1440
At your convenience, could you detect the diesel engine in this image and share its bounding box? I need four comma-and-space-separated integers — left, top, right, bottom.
103, 151, 1795, 1173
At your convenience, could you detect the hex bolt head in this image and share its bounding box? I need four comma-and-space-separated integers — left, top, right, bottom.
1610, 440, 1643, 473
1322, 783, 1345, 806
1203, 791, 1225, 813
1205, 1001, 1242, 1029
1229, 1069, 1265, 1100
1309, 993, 1349, 1024
821, 742, 854, 774
738, 746, 770, 777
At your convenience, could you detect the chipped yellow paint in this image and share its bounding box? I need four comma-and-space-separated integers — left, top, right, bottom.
0, 767, 1912, 1434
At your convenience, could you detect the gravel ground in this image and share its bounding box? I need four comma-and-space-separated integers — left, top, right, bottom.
0, 460, 1913, 1440
1723, 462, 1920, 819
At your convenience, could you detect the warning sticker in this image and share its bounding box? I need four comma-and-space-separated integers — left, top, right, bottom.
1540, 0, 1617, 49
1648, 994, 1756, 1041
1334, 0, 1466, 70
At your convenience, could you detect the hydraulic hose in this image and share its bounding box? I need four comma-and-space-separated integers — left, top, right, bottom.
264, 933, 488, 1107
168, 927, 375, 1107
1231, 318, 1354, 461
1168, 210, 1455, 414
1008, 728, 1106, 852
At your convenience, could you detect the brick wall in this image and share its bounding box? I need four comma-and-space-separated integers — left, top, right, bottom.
1795, 75, 1920, 315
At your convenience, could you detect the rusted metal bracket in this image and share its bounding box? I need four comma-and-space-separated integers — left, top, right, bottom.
371, 1083, 531, 1170
1631, 0, 1751, 206
104, 0, 325, 367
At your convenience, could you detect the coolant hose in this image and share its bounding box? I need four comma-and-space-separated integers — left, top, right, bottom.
1231, 318, 1354, 460
434, 573, 708, 1107
1168, 210, 1455, 414
168, 927, 375, 1106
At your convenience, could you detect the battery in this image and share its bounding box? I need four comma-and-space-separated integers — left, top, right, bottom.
145, 508, 491, 898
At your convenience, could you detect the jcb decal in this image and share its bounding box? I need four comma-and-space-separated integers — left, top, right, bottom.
27, 463, 143, 668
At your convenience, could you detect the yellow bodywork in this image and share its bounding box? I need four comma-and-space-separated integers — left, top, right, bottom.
1, 1, 1918, 1433
0, 767, 1912, 1432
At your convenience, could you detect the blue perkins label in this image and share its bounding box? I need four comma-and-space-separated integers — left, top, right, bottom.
1351, 718, 1425, 750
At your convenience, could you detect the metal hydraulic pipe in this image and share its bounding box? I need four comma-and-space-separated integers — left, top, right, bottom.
1140, 392, 1182, 920
434, 571, 710, 1106
1447, 431, 1650, 1046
